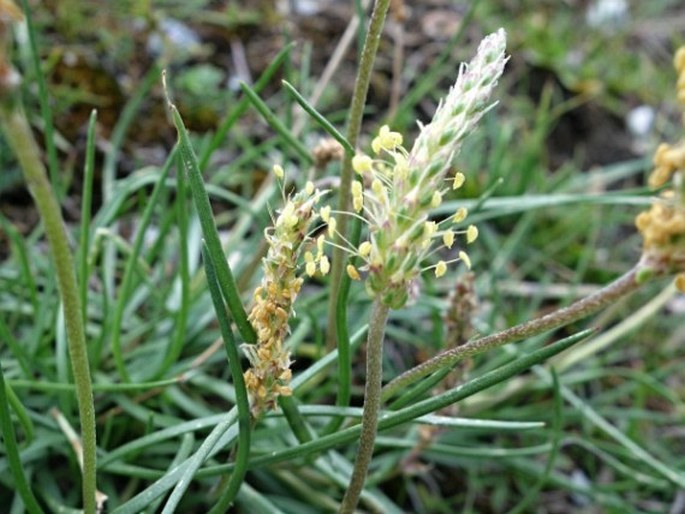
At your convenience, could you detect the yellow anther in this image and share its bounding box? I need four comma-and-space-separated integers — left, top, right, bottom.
435, 260, 447, 277
453, 207, 468, 223
372, 125, 403, 154
466, 224, 479, 244
372, 178, 384, 196
320, 205, 331, 222
358, 241, 372, 257
273, 164, 285, 179
352, 181, 364, 212
674, 47, 685, 74
423, 221, 437, 238
431, 191, 442, 208
379, 125, 403, 149
352, 154, 373, 174
676, 274, 685, 293
459, 250, 472, 269
319, 255, 330, 275
452, 172, 465, 190
442, 230, 455, 248
346, 264, 361, 280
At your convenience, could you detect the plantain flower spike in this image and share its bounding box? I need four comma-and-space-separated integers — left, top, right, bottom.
244, 171, 328, 416
351, 29, 508, 308
635, 46, 685, 291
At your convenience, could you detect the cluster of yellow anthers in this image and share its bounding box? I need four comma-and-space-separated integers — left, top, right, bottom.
244, 166, 328, 416
635, 46, 685, 292
346, 29, 508, 309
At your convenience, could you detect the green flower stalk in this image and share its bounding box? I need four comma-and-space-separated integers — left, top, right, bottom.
1, 3, 98, 512
244, 168, 328, 418
340, 29, 508, 513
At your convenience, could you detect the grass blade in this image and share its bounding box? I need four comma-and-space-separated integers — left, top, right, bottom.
0, 362, 43, 513
239, 81, 313, 164
168, 102, 256, 344
78, 110, 97, 329
281, 80, 354, 155
203, 241, 251, 512
110, 146, 178, 382
153, 153, 191, 378
198, 42, 295, 171
204, 329, 593, 472
20, 0, 60, 197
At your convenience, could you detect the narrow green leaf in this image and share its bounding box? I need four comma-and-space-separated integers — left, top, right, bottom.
20, 0, 60, 198
201, 242, 251, 513
0, 363, 44, 513
4, 381, 34, 442
153, 154, 191, 378
169, 104, 256, 344
102, 65, 161, 202
281, 80, 354, 155
79, 109, 97, 331
508, 368, 563, 514
239, 81, 313, 164
199, 42, 295, 171
535, 365, 685, 488
202, 329, 593, 473
110, 146, 178, 382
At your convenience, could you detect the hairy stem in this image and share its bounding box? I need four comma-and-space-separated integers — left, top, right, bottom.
0, 97, 97, 512
326, 0, 391, 350
339, 299, 390, 513
383, 263, 654, 401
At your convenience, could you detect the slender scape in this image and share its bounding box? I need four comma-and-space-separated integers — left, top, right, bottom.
0, 77, 97, 513
326, 0, 392, 349
339, 300, 390, 513
383, 262, 654, 401
339, 28, 509, 512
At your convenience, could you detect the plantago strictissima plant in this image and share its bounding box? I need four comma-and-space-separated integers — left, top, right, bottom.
339, 28, 509, 512
4, 0, 685, 509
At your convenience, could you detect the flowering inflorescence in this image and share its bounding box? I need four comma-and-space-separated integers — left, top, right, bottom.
244, 167, 329, 416
345, 29, 508, 309
635, 46, 685, 292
